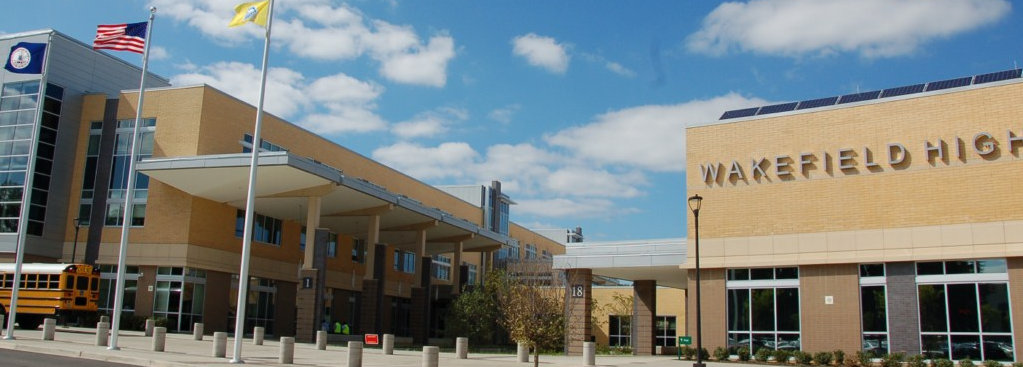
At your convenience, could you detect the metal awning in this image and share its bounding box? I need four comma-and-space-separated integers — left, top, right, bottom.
136, 152, 509, 254
553, 238, 687, 289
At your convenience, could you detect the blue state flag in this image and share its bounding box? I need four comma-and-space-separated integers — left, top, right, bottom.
4, 42, 46, 74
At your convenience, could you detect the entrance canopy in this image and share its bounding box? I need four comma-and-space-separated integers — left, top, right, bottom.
136, 152, 509, 253
552, 238, 687, 289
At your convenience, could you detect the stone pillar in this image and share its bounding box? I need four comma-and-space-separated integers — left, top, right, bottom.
383, 334, 395, 355
279, 337, 295, 364
144, 319, 155, 336
451, 242, 463, 294
193, 323, 204, 341
411, 256, 433, 345
456, 337, 468, 359
364, 215, 381, 279
316, 330, 327, 350
564, 268, 592, 356
96, 322, 109, 346
583, 341, 596, 366
422, 346, 439, 367
517, 342, 529, 362
42, 318, 56, 340
152, 326, 166, 352
213, 332, 227, 357
296, 228, 330, 343
348, 341, 364, 367
632, 280, 656, 356
253, 326, 265, 345
360, 243, 388, 333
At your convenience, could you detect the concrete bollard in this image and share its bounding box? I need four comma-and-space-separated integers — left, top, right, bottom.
144, 319, 155, 337
316, 330, 327, 350
42, 318, 56, 340
100, 315, 110, 324
0, 314, 5, 335
422, 346, 439, 367
192, 323, 204, 341
152, 326, 167, 352
279, 337, 295, 364
456, 337, 468, 359
347, 341, 363, 367
517, 342, 529, 362
382, 334, 394, 355
583, 341, 596, 366
253, 326, 265, 345
96, 322, 110, 346
213, 332, 227, 357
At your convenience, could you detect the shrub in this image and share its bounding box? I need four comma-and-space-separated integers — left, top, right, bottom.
1011, 362, 1023, 367
856, 351, 873, 367
755, 348, 772, 362
700, 347, 710, 361
882, 353, 905, 367
815, 352, 834, 366
906, 354, 927, 367
833, 350, 846, 365
773, 350, 792, 363
934, 359, 954, 367
679, 346, 695, 360
738, 347, 751, 361
714, 346, 730, 361
982, 360, 1002, 367
958, 359, 975, 367
794, 351, 814, 365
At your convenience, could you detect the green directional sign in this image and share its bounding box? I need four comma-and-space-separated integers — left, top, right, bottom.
679, 336, 692, 345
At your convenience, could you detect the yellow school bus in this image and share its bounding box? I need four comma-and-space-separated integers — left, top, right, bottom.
0, 263, 101, 329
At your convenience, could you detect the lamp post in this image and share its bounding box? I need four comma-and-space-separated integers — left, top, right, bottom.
688, 194, 704, 367
71, 217, 82, 263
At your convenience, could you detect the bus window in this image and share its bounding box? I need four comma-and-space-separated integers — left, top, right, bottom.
20, 274, 27, 288
27, 274, 37, 288
65, 275, 74, 289
48, 275, 58, 289
77, 276, 88, 291
37, 274, 47, 289
91, 277, 99, 291
2, 274, 10, 288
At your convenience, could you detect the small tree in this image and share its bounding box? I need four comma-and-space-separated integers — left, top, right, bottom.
446, 273, 507, 345
494, 260, 566, 367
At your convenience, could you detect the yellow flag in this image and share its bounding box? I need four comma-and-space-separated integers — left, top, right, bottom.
228, 0, 270, 28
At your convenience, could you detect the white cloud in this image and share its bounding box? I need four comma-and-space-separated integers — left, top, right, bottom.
371, 142, 479, 180
545, 167, 645, 198
148, 46, 170, 61
604, 61, 635, 77
515, 198, 639, 219
512, 33, 570, 74
154, 0, 456, 87
687, 0, 1011, 58
488, 104, 520, 124
545, 93, 768, 172
171, 62, 389, 134
391, 107, 467, 139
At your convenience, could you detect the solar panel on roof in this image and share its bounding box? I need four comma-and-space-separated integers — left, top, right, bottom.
926, 77, 972, 91
796, 96, 838, 110
720, 107, 760, 120
881, 84, 925, 98
838, 90, 881, 104
756, 102, 798, 115
973, 69, 1022, 84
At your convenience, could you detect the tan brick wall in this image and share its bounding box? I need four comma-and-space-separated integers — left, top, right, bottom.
799, 264, 861, 353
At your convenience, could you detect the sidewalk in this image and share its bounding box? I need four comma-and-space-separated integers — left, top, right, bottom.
0, 326, 724, 367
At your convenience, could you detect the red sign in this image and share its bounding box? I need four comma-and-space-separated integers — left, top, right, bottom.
364, 334, 379, 345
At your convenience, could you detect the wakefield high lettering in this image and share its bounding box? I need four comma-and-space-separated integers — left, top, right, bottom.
700, 129, 1023, 186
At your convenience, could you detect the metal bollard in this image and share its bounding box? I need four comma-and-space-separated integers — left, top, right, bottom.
382, 334, 394, 355
279, 337, 295, 364
100, 315, 110, 324
456, 337, 468, 359
347, 341, 363, 367
253, 326, 265, 345
422, 346, 439, 367
42, 318, 56, 340
316, 330, 327, 350
517, 342, 529, 362
193, 323, 204, 341
96, 322, 110, 346
213, 332, 227, 357
152, 326, 167, 352
583, 341, 596, 366
144, 319, 155, 337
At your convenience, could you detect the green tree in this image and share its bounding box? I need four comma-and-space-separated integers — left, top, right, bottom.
494, 260, 566, 367
446, 271, 507, 345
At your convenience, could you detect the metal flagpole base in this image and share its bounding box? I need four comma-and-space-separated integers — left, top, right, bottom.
230, 358, 245, 364
3, 335, 14, 340
108, 346, 120, 351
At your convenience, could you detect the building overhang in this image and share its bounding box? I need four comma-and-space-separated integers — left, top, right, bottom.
552, 238, 687, 289
136, 152, 509, 253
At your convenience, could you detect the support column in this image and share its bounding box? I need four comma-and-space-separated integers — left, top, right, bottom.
413, 230, 427, 288
365, 215, 381, 278
295, 228, 329, 342
450, 242, 462, 294
303, 197, 321, 270
411, 254, 433, 345
361, 243, 387, 333
632, 280, 656, 356
564, 268, 592, 356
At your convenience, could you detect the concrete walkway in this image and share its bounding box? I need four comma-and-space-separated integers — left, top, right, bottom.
0, 326, 719, 367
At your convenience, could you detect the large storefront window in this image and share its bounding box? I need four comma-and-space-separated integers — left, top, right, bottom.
106, 118, 155, 226
917, 259, 1013, 361
860, 264, 888, 356
152, 267, 206, 332
98, 264, 139, 313
727, 267, 800, 351
609, 315, 631, 347
230, 275, 277, 335
0, 80, 62, 235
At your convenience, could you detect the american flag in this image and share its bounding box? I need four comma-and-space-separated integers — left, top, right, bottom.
93, 22, 147, 54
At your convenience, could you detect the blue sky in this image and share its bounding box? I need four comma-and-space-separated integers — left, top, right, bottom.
3, 0, 1021, 242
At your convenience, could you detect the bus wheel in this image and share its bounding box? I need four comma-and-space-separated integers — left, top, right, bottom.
17, 314, 43, 330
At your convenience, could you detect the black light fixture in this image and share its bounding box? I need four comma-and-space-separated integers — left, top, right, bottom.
71, 217, 82, 263
687, 194, 704, 367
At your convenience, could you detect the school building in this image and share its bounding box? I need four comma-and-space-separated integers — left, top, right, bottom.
0, 29, 564, 342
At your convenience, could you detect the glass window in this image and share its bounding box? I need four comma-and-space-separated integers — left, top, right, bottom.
608, 315, 631, 347
860, 264, 885, 277
727, 267, 800, 351
656, 316, 677, 347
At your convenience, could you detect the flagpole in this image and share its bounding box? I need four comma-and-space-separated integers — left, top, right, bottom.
109, 6, 156, 351
231, 0, 275, 363
4, 31, 54, 340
